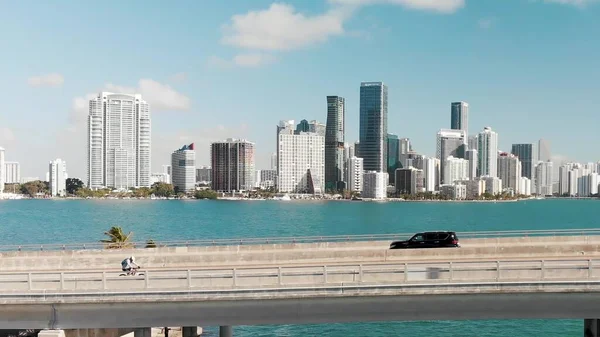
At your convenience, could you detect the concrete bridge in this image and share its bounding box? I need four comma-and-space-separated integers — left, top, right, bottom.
2, 229, 600, 336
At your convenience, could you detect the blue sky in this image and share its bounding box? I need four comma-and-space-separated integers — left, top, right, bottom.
0, 0, 599, 178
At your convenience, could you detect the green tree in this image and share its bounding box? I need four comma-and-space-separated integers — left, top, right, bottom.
20, 180, 48, 197
151, 182, 174, 198
132, 187, 152, 198
101, 226, 134, 249
194, 189, 218, 200
66, 178, 85, 195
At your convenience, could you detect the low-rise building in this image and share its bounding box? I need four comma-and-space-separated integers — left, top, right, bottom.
519, 177, 532, 196
457, 179, 485, 200
362, 171, 387, 199
395, 167, 424, 195
481, 176, 502, 195
440, 183, 467, 200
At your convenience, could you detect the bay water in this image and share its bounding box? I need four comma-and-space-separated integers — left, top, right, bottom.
1, 199, 598, 336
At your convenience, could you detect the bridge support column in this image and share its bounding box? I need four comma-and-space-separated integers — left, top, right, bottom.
182, 327, 200, 337
585, 319, 600, 337
220, 325, 232, 337
38, 330, 66, 337
134, 328, 151, 337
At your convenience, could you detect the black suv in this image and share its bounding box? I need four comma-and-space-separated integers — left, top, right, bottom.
389, 231, 460, 249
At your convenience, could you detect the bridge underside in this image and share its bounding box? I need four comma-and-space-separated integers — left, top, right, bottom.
3, 292, 600, 329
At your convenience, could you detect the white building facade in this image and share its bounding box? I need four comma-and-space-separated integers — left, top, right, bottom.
362, 171, 387, 199
481, 176, 502, 195
423, 157, 440, 192
519, 177, 532, 196
49, 159, 67, 197
498, 153, 522, 194
477, 127, 498, 177
277, 121, 325, 194
88, 92, 151, 190
0, 147, 4, 193
171, 144, 196, 193
347, 156, 363, 192
444, 156, 469, 185
535, 161, 554, 196
440, 183, 467, 200
4, 161, 20, 184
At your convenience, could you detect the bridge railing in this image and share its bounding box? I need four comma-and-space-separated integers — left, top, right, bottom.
3, 228, 600, 252
0, 257, 598, 293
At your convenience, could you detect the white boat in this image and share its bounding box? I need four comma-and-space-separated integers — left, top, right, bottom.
273, 194, 291, 201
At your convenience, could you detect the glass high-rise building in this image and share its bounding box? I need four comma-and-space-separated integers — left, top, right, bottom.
511, 143, 535, 179
436, 129, 466, 185
387, 134, 399, 184
478, 127, 499, 177
325, 96, 345, 192
172, 143, 196, 193
451, 101, 469, 139
359, 82, 388, 172
87, 92, 151, 190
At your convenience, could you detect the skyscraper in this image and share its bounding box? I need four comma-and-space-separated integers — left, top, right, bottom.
296, 120, 309, 133
309, 120, 326, 137
87, 92, 151, 190
325, 96, 345, 192
211, 139, 255, 192
465, 149, 478, 180
511, 144, 536, 180
477, 127, 498, 177
538, 139, 551, 163
277, 122, 324, 194
536, 161, 553, 196
450, 101, 469, 139
49, 159, 67, 197
423, 157, 440, 192
171, 143, 196, 193
359, 82, 388, 172
387, 134, 399, 184
497, 152, 522, 194
4, 161, 20, 184
444, 156, 469, 185
398, 137, 411, 169
395, 167, 424, 195
436, 129, 466, 185
468, 135, 478, 152
347, 156, 363, 192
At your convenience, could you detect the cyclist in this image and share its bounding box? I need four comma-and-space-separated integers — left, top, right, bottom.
121, 256, 139, 275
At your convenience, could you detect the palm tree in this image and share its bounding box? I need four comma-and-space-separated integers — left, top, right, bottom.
101, 226, 133, 249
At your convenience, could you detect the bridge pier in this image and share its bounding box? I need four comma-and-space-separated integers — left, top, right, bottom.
182, 327, 200, 337
585, 319, 600, 337
220, 325, 232, 337
133, 328, 151, 337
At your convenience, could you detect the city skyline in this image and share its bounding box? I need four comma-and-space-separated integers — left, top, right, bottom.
2, 1, 600, 178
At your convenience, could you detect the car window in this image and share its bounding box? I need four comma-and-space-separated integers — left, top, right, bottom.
424, 233, 438, 241
438, 233, 449, 240
411, 234, 425, 242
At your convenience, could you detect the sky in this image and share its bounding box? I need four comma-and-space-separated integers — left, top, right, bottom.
0, 0, 599, 179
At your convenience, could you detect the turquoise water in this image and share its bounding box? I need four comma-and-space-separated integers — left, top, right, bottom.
1, 199, 599, 336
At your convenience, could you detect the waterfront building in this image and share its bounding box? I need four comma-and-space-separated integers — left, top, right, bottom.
260, 170, 277, 189
423, 157, 440, 192
465, 149, 478, 180
511, 144, 536, 180
49, 159, 67, 197
498, 152, 522, 194
568, 166, 581, 196
519, 177, 532, 196
436, 129, 466, 184
362, 171, 388, 199
443, 156, 468, 185
325, 96, 345, 192
171, 143, 196, 193
255, 170, 262, 189
87, 92, 151, 189
395, 167, 424, 195
270, 152, 277, 171
277, 121, 324, 194
343, 142, 355, 183
481, 176, 502, 195
405, 151, 424, 170
387, 134, 399, 184
359, 82, 388, 172
347, 156, 364, 193
450, 101, 469, 139
161, 165, 172, 184
459, 179, 485, 199
150, 173, 170, 185
477, 127, 498, 177
211, 138, 256, 193
578, 173, 599, 197
0, 147, 4, 193
196, 166, 212, 183
4, 161, 20, 184
440, 183, 467, 200
535, 161, 553, 196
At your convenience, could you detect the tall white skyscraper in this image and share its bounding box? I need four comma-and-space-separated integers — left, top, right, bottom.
362, 171, 388, 199
444, 156, 469, 185
423, 157, 440, 192
0, 147, 5, 193
436, 129, 466, 184
536, 161, 554, 196
49, 159, 67, 197
171, 143, 196, 193
498, 153, 522, 194
465, 149, 478, 180
88, 92, 151, 190
347, 156, 363, 192
277, 122, 325, 193
477, 127, 498, 177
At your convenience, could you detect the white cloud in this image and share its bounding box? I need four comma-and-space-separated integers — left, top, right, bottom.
328, 0, 465, 13
27, 73, 64, 87
478, 18, 493, 29
543, 0, 597, 6
169, 72, 188, 83
207, 55, 234, 69
208, 54, 276, 68
221, 3, 346, 51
